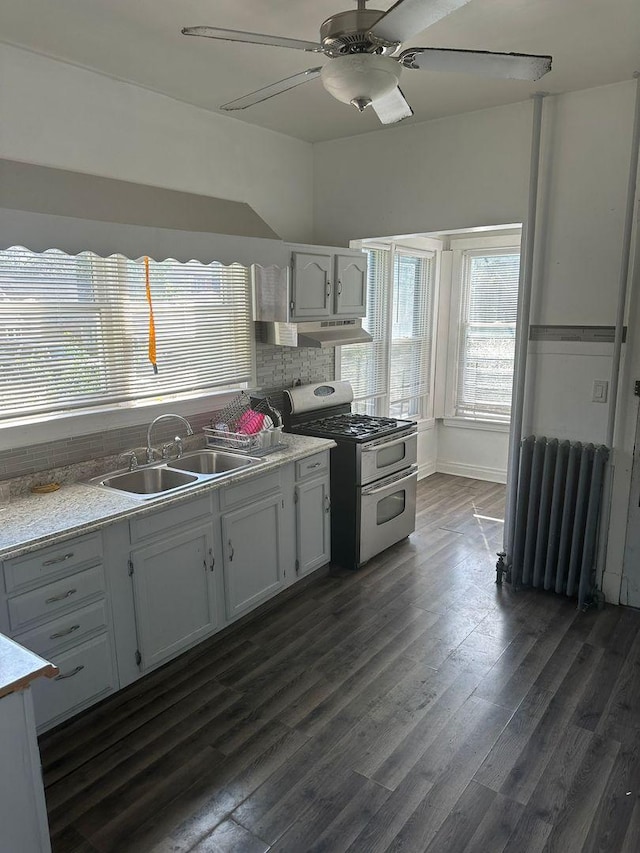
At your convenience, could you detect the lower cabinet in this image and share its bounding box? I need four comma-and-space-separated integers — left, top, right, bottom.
0, 451, 332, 731
295, 476, 331, 577
30, 633, 116, 728
221, 493, 285, 620
129, 521, 218, 671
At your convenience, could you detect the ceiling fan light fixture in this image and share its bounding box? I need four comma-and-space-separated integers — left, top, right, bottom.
320, 54, 400, 110
351, 96, 373, 112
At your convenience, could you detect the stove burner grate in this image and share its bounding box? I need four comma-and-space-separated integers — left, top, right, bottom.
296, 413, 403, 438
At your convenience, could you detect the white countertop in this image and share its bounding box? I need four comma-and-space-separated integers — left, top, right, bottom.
0, 633, 58, 699
0, 434, 335, 562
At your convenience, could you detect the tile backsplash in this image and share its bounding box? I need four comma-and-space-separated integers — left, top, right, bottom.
0, 338, 335, 481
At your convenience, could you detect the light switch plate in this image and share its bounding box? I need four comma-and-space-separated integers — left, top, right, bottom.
592, 380, 609, 403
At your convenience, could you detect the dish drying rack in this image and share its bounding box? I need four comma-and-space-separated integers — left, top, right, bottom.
204, 392, 287, 456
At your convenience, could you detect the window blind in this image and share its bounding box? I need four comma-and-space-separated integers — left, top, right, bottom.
455, 250, 519, 420
340, 248, 390, 407
390, 251, 434, 416
0, 247, 253, 421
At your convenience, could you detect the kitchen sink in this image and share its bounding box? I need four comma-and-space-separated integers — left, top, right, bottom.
88, 449, 263, 499
167, 450, 257, 476
97, 467, 199, 498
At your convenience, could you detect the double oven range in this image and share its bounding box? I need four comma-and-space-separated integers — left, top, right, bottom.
283, 381, 418, 569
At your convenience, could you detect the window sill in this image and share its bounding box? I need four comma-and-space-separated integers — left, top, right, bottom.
441, 417, 510, 433
0, 388, 243, 451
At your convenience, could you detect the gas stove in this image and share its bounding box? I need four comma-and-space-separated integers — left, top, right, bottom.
282, 381, 418, 570
283, 381, 415, 443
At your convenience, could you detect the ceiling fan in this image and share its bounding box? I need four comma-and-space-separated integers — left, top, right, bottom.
182, 0, 552, 126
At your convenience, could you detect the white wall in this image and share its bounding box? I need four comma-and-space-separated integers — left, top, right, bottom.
436, 423, 509, 483
0, 44, 314, 244
314, 100, 532, 245
315, 80, 639, 599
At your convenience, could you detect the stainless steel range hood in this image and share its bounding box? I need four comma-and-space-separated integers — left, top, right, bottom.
261, 319, 372, 348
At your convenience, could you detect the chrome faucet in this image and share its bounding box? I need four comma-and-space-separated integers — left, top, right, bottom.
146, 414, 193, 463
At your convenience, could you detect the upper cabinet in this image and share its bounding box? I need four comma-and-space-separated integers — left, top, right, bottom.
334, 253, 367, 317
291, 252, 333, 319
253, 244, 367, 325
291, 249, 367, 321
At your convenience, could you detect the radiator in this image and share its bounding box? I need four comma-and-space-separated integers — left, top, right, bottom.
508, 436, 609, 607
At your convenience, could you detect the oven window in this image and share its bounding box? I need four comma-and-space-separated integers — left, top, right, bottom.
376, 491, 406, 525
377, 443, 406, 469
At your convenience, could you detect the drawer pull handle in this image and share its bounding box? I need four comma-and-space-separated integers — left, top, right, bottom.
50, 624, 80, 640
307, 462, 322, 469
45, 588, 77, 604
43, 552, 75, 566
55, 665, 84, 681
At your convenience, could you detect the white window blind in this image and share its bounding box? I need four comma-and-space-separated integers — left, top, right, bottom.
455, 249, 519, 420
0, 247, 253, 421
390, 251, 434, 418
340, 247, 390, 414
340, 245, 435, 418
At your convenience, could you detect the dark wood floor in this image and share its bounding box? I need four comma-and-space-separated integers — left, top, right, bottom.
39, 473, 640, 853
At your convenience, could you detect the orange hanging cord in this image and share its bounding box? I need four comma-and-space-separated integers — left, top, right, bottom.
144, 256, 158, 374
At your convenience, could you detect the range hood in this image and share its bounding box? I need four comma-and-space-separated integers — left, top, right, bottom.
262, 319, 373, 348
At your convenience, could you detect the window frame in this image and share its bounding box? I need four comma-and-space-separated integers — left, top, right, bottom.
338, 238, 440, 421
444, 233, 521, 426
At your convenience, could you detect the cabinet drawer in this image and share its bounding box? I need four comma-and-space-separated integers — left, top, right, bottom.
3, 532, 103, 594
30, 633, 115, 728
295, 452, 329, 481
12, 600, 109, 658
130, 494, 211, 543
220, 469, 281, 510
8, 565, 105, 632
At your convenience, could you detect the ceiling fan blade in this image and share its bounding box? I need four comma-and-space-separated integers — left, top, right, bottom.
370, 0, 472, 45
220, 68, 322, 111
371, 87, 414, 125
182, 26, 323, 53
400, 47, 552, 80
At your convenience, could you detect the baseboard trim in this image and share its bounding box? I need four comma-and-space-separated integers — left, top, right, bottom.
418, 461, 437, 480
436, 461, 507, 484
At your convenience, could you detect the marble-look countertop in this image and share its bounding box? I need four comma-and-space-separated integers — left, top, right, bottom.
0, 633, 58, 699
0, 434, 335, 562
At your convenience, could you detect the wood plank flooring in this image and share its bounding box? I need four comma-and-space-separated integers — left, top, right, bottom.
39, 473, 640, 853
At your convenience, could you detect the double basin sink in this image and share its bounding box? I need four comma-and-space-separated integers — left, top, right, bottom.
89, 450, 263, 500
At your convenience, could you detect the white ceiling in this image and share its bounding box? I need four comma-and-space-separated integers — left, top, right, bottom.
1, 0, 638, 143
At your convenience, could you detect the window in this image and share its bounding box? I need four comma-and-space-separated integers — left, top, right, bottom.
340, 244, 435, 418
454, 248, 519, 421
0, 247, 253, 423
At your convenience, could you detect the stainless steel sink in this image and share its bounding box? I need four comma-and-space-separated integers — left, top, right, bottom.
87, 448, 263, 499
97, 467, 199, 498
167, 450, 257, 476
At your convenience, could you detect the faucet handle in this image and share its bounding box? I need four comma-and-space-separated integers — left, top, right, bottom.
161, 436, 184, 459
120, 451, 139, 472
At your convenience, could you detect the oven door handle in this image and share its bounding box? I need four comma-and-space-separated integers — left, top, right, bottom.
362, 465, 418, 495
361, 432, 417, 452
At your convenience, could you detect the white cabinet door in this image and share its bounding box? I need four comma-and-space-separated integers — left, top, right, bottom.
222, 494, 284, 619
130, 523, 217, 670
295, 477, 331, 577
291, 251, 332, 319
334, 253, 367, 317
